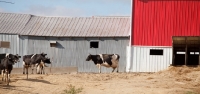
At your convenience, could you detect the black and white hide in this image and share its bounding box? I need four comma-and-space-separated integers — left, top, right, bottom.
0, 54, 21, 85
36, 57, 51, 74
86, 54, 120, 73
22, 52, 47, 79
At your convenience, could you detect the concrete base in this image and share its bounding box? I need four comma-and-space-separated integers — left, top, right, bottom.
11, 67, 78, 74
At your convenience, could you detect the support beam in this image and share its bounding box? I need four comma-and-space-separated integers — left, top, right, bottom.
185, 38, 188, 65
199, 47, 200, 65
172, 43, 175, 66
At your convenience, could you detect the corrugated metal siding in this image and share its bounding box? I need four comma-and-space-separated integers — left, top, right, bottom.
129, 46, 172, 72
0, 34, 128, 73
18, 36, 128, 73
19, 16, 130, 37
132, 0, 200, 46
0, 34, 21, 67
0, 13, 31, 34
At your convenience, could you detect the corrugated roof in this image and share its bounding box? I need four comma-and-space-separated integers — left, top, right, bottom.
0, 12, 31, 34
0, 12, 130, 37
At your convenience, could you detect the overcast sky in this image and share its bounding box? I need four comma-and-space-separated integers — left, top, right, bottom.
0, 0, 131, 17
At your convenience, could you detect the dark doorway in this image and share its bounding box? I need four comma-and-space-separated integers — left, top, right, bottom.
172, 36, 200, 66
187, 47, 199, 65
173, 47, 186, 65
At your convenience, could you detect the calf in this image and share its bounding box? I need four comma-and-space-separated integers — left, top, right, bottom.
86, 54, 120, 73
23, 52, 47, 79
0, 54, 21, 85
36, 57, 51, 74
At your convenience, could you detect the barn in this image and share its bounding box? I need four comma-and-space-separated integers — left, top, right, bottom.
0, 12, 130, 73
126, 0, 200, 72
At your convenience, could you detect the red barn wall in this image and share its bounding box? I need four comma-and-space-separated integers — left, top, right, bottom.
131, 0, 200, 46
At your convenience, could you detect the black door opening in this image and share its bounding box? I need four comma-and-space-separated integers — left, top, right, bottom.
172, 37, 200, 66
173, 47, 185, 65
187, 47, 199, 65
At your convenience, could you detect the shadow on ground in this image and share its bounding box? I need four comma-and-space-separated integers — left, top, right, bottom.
21, 78, 52, 84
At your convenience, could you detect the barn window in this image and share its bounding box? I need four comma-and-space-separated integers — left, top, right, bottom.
50, 41, 57, 47
150, 49, 163, 55
90, 41, 99, 48
0, 41, 10, 48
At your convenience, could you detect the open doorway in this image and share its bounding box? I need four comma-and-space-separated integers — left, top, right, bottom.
187, 47, 199, 65
172, 37, 200, 66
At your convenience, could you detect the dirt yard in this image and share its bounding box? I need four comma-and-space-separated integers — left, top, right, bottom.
1, 66, 200, 94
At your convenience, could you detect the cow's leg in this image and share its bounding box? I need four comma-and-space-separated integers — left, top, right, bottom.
112, 67, 116, 73
31, 64, 34, 74
96, 64, 101, 73
23, 65, 25, 74
116, 64, 119, 73
7, 70, 11, 85
40, 66, 43, 74
35, 63, 38, 74
4, 70, 7, 82
42, 63, 45, 74
22, 61, 25, 74
26, 67, 28, 79
2, 70, 4, 81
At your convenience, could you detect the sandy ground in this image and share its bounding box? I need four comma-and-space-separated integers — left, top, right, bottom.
1, 66, 200, 94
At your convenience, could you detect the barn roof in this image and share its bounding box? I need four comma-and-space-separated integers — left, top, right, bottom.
0, 12, 130, 37
0, 12, 31, 34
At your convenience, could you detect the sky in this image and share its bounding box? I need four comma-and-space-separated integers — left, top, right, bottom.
0, 0, 131, 17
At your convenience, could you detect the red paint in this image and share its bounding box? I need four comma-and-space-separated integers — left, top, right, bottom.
131, 0, 200, 46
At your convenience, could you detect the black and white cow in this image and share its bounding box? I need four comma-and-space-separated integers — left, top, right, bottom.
36, 57, 51, 74
0, 53, 21, 85
23, 52, 47, 79
86, 54, 120, 73
0, 53, 20, 63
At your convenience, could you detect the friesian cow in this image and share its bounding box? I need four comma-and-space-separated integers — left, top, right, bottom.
86, 54, 120, 73
0, 54, 21, 85
23, 52, 47, 79
0, 53, 21, 63
36, 57, 51, 74
0, 53, 21, 73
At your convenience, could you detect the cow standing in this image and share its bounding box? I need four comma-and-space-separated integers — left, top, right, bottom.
23, 53, 47, 79
36, 57, 51, 74
0, 53, 21, 85
86, 54, 120, 73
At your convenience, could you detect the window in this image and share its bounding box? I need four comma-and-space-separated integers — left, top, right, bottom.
50, 41, 57, 47
0, 41, 10, 48
150, 49, 163, 55
90, 41, 99, 48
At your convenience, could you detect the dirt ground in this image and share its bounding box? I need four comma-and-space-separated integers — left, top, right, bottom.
1, 66, 200, 94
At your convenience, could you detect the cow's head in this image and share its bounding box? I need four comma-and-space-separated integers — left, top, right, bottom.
43, 57, 51, 64
40, 52, 47, 57
7, 54, 21, 63
86, 54, 92, 61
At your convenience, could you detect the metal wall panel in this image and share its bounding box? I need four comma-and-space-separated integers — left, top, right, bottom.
0, 34, 21, 67
16, 36, 129, 73
129, 46, 172, 72
132, 0, 200, 46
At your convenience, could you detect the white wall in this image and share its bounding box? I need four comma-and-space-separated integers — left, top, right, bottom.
128, 46, 172, 72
